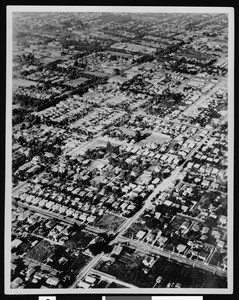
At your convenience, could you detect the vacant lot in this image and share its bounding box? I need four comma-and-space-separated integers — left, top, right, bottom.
13, 78, 38, 88
26, 239, 56, 263
95, 213, 125, 231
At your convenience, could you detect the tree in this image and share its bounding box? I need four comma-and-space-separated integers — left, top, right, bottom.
113, 68, 120, 76
135, 130, 142, 142
14, 257, 26, 275
106, 141, 113, 153
205, 217, 217, 228
88, 241, 105, 255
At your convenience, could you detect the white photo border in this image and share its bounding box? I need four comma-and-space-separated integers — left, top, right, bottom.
5, 5, 234, 295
